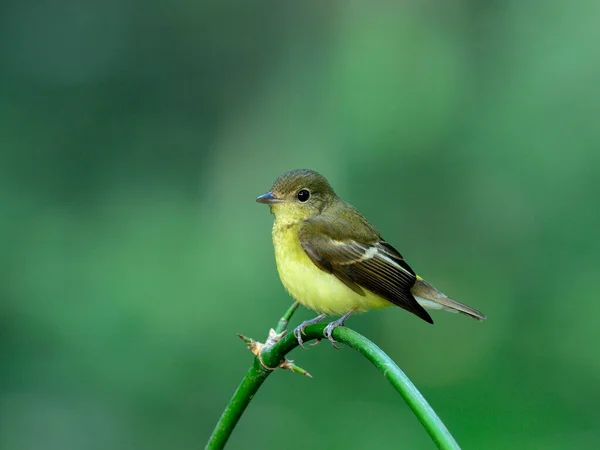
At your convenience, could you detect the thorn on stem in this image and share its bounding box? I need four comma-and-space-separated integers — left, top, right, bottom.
237, 330, 313, 378
237, 333, 264, 356
280, 359, 313, 378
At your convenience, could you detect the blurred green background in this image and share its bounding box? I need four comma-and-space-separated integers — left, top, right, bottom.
2, 1, 599, 449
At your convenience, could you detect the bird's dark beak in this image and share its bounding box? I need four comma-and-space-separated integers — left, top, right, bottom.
256, 192, 282, 204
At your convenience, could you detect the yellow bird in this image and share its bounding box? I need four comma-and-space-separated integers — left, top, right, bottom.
257, 169, 486, 346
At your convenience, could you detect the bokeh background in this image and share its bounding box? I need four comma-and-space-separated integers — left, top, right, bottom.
2, 1, 600, 449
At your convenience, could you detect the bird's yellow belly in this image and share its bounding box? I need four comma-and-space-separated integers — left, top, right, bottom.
272, 223, 391, 316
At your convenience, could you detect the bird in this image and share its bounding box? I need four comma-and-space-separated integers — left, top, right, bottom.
256, 169, 486, 347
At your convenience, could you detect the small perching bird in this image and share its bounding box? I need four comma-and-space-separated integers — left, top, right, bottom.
257, 169, 486, 347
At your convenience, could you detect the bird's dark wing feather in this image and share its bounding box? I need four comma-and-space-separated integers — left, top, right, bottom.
298, 219, 433, 324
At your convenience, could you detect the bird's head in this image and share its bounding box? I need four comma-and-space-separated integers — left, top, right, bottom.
256, 169, 337, 224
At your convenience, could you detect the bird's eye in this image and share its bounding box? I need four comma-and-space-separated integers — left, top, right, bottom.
297, 189, 310, 202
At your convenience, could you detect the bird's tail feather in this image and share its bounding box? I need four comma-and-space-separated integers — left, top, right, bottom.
411, 276, 486, 321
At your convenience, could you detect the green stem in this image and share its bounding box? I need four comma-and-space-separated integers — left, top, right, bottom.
274, 301, 299, 333
206, 304, 299, 450
206, 316, 460, 450
206, 358, 272, 450
332, 327, 460, 450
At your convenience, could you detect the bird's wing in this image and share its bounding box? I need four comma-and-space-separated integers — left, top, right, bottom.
298, 218, 433, 324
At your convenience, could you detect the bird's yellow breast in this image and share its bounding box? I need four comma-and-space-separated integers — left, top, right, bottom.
271, 221, 391, 315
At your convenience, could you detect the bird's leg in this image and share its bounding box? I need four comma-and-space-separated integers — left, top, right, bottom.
323, 309, 355, 349
293, 314, 327, 349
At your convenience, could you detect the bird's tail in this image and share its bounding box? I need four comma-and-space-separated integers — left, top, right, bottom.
411, 276, 486, 321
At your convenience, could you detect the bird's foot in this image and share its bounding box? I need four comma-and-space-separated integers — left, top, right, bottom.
323, 310, 355, 349
293, 314, 327, 349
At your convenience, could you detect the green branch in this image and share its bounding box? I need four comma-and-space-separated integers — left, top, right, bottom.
274, 301, 299, 334
206, 305, 460, 450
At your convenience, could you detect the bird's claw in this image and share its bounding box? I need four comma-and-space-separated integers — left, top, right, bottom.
323, 323, 341, 349
293, 326, 308, 349
293, 314, 327, 349
322, 310, 354, 349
